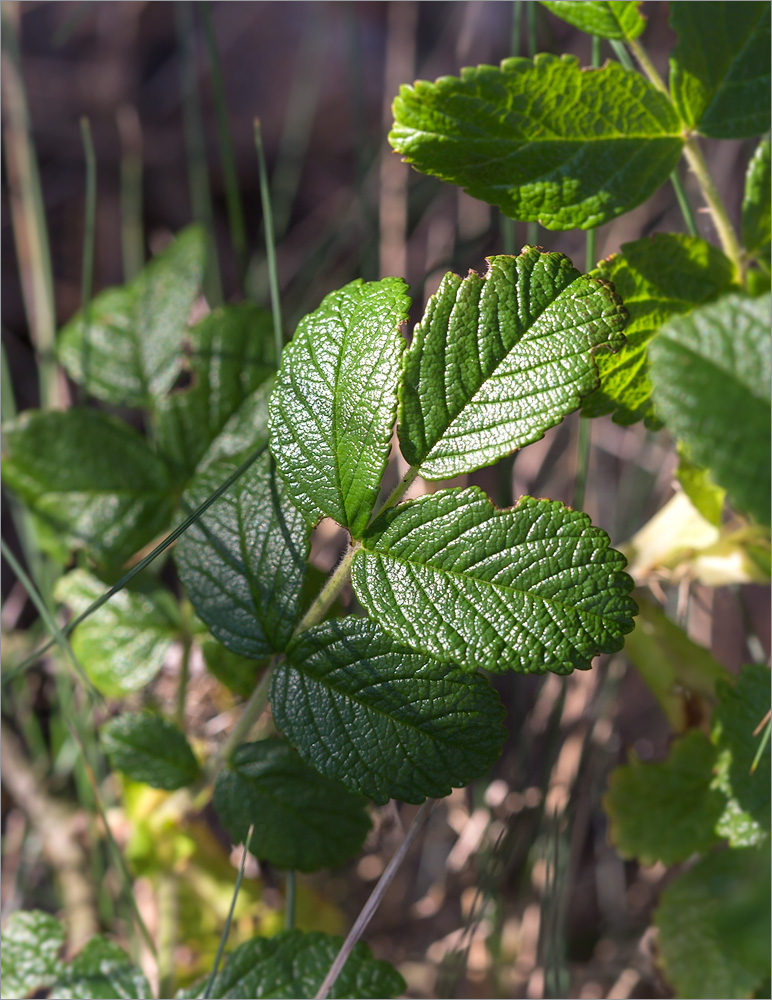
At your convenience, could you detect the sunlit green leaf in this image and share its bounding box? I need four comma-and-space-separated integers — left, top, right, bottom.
352, 488, 636, 675
742, 138, 771, 263
390, 55, 683, 229
675, 447, 726, 527
272, 617, 507, 804
398, 250, 627, 478
101, 713, 201, 790
540, 1, 645, 40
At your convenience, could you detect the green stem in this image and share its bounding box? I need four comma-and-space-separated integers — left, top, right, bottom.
204, 825, 254, 1000
669, 163, 698, 237
254, 120, 283, 362
79, 117, 96, 398
293, 543, 361, 637
373, 465, 419, 521
200, 0, 248, 283
626, 36, 669, 97
285, 870, 296, 931
213, 665, 274, 769
682, 137, 745, 280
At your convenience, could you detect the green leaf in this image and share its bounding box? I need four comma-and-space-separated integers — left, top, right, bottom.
201, 636, 267, 699
272, 617, 507, 805
175, 451, 310, 658
655, 847, 771, 1000
100, 712, 201, 790
581, 234, 738, 425
268, 278, 410, 536
539, 1, 645, 40
648, 292, 771, 525
352, 488, 636, 675
177, 930, 405, 999
157, 303, 276, 482
675, 446, 726, 527
398, 250, 627, 479
712, 664, 771, 847
198, 379, 273, 470
742, 138, 771, 263
3, 408, 176, 566
51, 936, 152, 1000
605, 730, 725, 866
0, 910, 65, 1000
670, 2, 771, 138
54, 569, 179, 697
390, 54, 683, 230
213, 739, 371, 872
58, 226, 206, 407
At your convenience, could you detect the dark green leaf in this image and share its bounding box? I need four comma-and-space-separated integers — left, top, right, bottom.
712, 664, 771, 847
670, 2, 771, 138
390, 55, 683, 230
201, 636, 267, 699
54, 570, 179, 697
742, 138, 771, 262
58, 226, 206, 406
649, 293, 771, 525
51, 936, 152, 1000
100, 712, 201, 790
175, 451, 310, 658
2, 408, 176, 566
157, 303, 276, 482
352, 488, 636, 675
656, 847, 771, 1000
177, 930, 405, 999
398, 250, 627, 478
605, 730, 725, 865
213, 740, 371, 872
581, 234, 738, 425
268, 278, 410, 536
0, 910, 65, 1000
272, 617, 507, 804
539, 1, 645, 40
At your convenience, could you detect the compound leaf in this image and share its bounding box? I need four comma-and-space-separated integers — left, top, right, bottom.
58, 226, 206, 407
742, 138, 771, 263
352, 488, 636, 675
100, 712, 201, 790
390, 54, 683, 230
175, 451, 310, 659
539, 1, 645, 40
157, 303, 276, 482
269, 278, 410, 536
0, 910, 65, 1000
648, 292, 771, 525
655, 847, 771, 1000
604, 730, 725, 866
670, 2, 771, 138
177, 930, 405, 999
213, 740, 370, 872
581, 234, 737, 425
399, 250, 627, 479
51, 936, 152, 1000
54, 569, 180, 697
712, 664, 771, 847
272, 617, 507, 804
2, 408, 176, 566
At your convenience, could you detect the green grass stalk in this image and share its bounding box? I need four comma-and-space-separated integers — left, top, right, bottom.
254, 120, 284, 362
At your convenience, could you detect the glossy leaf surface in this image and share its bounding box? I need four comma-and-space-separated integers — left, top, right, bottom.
656, 847, 771, 1000
390, 55, 682, 230
605, 730, 724, 866
54, 570, 179, 697
101, 712, 201, 790
272, 617, 507, 804
213, 740, 370, 872
58, 226, 206, 406
3, 408, 175, 566
157, 303, 276, 481
398, 250, 627, 478
176, 451, 310, 658
352, 488, 636, 675
581, 235, 737, 425
177, 931, 405, 999
0, 910, 64, 1000
670, 2, 771, 138
269, 278, 409, 535
540, 1, 645, 40
742, 138, 771, 263
649, 293, 771, 525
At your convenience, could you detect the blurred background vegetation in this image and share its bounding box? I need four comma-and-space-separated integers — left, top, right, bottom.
2, 3, 769, 998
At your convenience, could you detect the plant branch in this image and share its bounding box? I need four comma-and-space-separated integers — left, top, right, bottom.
682, 137, 745, 280
211, 664, 275, 771
293, 542, 361, 637
314, 800, 435, 1000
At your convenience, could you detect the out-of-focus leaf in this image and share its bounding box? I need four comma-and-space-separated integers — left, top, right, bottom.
742, 138, 771, 264
539, 1, 645, 40
201, 637, 267, 700
390, 55, 683, 230
51, 936, 152, 1000
0, 910, 65, 1000
675, 447, 726, 527
101, 713, 201, 790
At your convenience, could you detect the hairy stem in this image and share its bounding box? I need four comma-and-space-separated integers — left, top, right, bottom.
213, 664, 275, 770
293, 542, 361, 637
